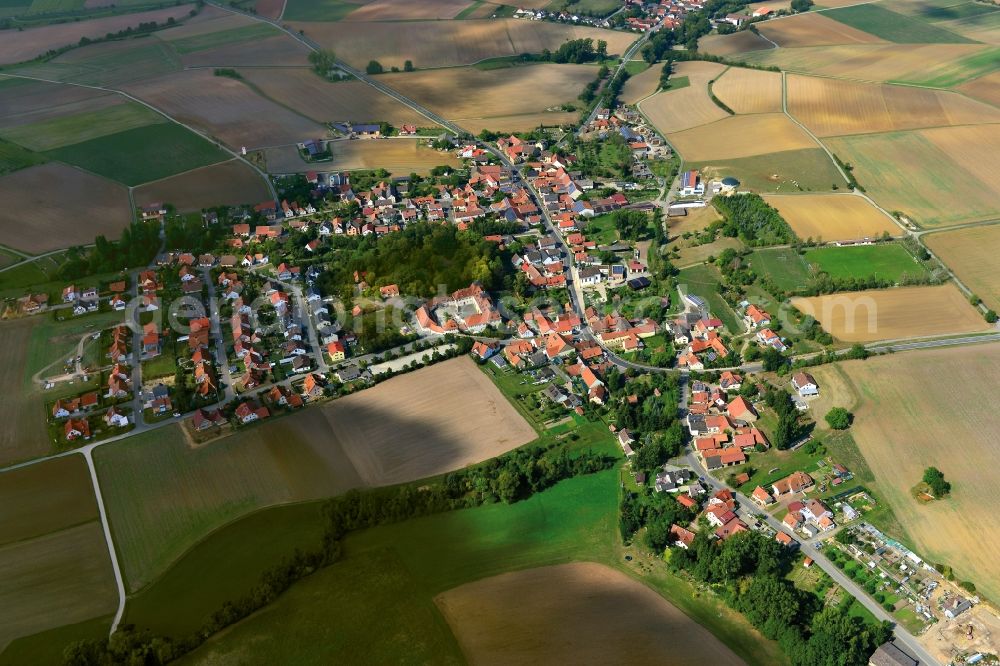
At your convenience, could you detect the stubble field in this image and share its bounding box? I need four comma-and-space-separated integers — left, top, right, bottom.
239, 69, 425, 125
290, 19, 635, 69
620, 63, 665, 104
925, 225, 1000, 312
711, 67, 782, 114
133, 159, 271, 211
757, 11, 886, 47
377, 64, 595, 130
322, 357, 536, 487
0, 163, 131, 253
761, 194, 901, 241
787, 74, 1000, 137
791, 283, 989, 342
816, 345, 1000, 600
328, 139, 461, 174
436, 563, 746, 666
638, 61, 729, 134
698, 29, 774, 56
825, 129, 1000, 226
667, 113, 818, 161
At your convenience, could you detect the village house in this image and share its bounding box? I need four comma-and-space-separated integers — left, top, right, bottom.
792, 372, 819, 397
772, 471, 814, 497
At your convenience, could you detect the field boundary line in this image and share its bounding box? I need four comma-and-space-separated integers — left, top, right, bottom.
83, 448, 128, 634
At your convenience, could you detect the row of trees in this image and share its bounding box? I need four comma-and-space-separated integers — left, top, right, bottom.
57, 220, 162, 281
713, 193, 796, 246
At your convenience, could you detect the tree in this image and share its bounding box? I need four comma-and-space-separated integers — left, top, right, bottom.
403, 59, 414, 72
366, 60, 384, 75
308, 49, 337, 77
923, 467, 951, 498
824, 407, 852, 430
986, 309, 998, 323
790, 0, 814, 11
761, 346, 786, 372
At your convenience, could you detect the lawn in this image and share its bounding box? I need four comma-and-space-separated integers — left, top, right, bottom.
748, 248, 811, 291
281, 0, 359, 20
581, 212, 620, 245
623, 59, 650, 75
0, 615, 111, 666
664, 74, 690, 91
174, 470, 786, 666
45, 122, 229, 187
802, 244, 928, 282
825, 4, 973, 43
677, 263, 742, 332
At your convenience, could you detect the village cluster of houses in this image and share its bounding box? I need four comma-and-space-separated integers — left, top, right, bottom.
684, 373, 770, 470
415, 283, 503, 335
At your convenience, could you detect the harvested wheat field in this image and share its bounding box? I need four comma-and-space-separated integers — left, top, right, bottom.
292, 19, 635, 69
741, 43, 995, 87
378, 64, 595, 128
134, 159, 270, 211
639, 61, 729, 134
328, 139, 460, 174
791, 283, 988, 342
926, 225, 1000, 312
787, 74, 1000, 137
712, 67, 783, 114
0, 164, 130, 253
620, 64, 664, 104
343, 0, 474, 21
959, 69, 1000, 108
699, 30, 775, 56
758, 11, 886, 47
819, 345, 1000, 600
123, 70, 323, 149
825, 130, 1000, 226
762, 194, 900, 241
0, 5, 195, 64
921, 124, 1000, 201
667, 205, 723, 238
323, 357, 536, 486
668, 113, 816, 161
241, 69, 425, 126
458, 111, 580, 135
436, 563, 745, 666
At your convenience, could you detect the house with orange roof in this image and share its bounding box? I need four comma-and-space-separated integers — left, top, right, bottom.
772, 471, 814, 497
752, 486, 774, 506
744, 304, 771, 329
64, 418, 90, 441
727, 396, 758, 424
670, 524, 696, 549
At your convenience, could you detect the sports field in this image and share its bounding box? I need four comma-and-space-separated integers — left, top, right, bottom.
0, 455, 117, 652
803, 244, 928, 282
822, 345, 1000, 600
176, 471, 785, 665
791, 283, 989, 342
436, 563, 745, 666
123, 70, 324, 151
239, 69, 425, 126
0, 4, 195, 64
328, 139, 461, 174
761, 194, 900, 242
668, 113, 817, 161
711, 67, 782, 114
321, 357, 536, 487
0, 163, 131, 253
378, 63, 593, 130
757, 11, 886, 48
787, 74, 1000, 137
825, 129, 1000, 227
925, 225, 1000, 312
289, 19, 635, 69
639, 61, 729, 135
133, 159, 271, 211
692, 148, 848, 194
45, 122, 229, 187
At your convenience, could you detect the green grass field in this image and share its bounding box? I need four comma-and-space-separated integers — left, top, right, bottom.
664, 74, 690, 91
623, 59, 650, 75
918, 0, 1000, 22
749, 248, 811, 291
281, 0, 359, 21
173, 470, 785, 666
167, 23, 280, 54
0, 615, 111, 666
677, 263, 743, 332
825, 4, 973, 43
897, 46, 1000, 87
692, 148, 847, 194
0, 102, 162, 152
46, 123, 228, 186
0, 138, 46, 176
803, 244, 928, 282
